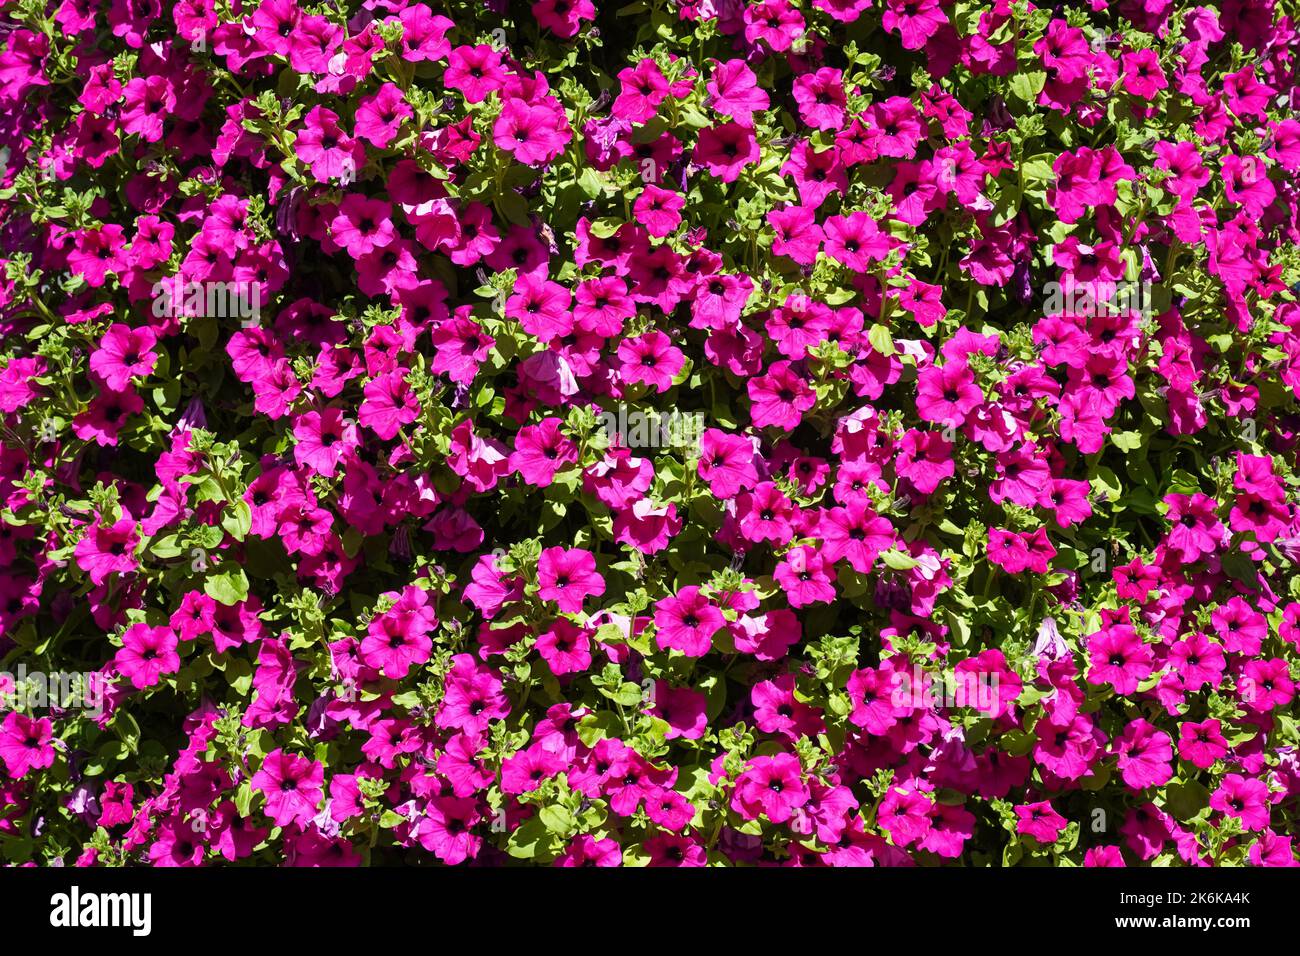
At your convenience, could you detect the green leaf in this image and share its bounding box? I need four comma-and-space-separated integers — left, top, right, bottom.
867, 323, 896, 356
538, 805, 574, 835
1112, 431, 1144, 452
612, 681, 644, 707
587, 216, 622, 238
506, 816, 552, 859
1091, 466, 1122, 501
1020, 153, 1055, 184
879, 549, 919, 570
234, 782, 254, 818
204, 566, 250, 606
1163, 779, 1210, 822
577, 167, 605, 199
497, 190, 530, 226
1009, 71, 1046, 102
221, 499, 253, 541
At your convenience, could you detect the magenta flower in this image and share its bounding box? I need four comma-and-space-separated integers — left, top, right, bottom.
360, 587, 437, 679
697, 428, 758, 499
793, 68, 846, 131
115, 624, 181, 690
614, 59, 669, 124
878, 786, 935, 847
508, 274, 573, 343
293, 407, 358, 477
1086, 625, 1155, 695
354, 83, 412, 149
493, 99, 568, 166
74, 514, 140, 586
706, 59, 769, 125
916, 360, 983, 426
359, 370, 420, 441
694, 121, 759, 182
252, 750, 325, 828
1177, 719, 1228, 770
436, 655, 510, 735
1209, 774, 1271, 832
0, 712, 56, 779
732, 753, 810, 824
1113, 719, 1174, 791
617, 330, 685, 393
654, 586, 724, 657
748, 361, 815, 430
88, 323, 158, 390
1015, 800, 1067, 843
331, 195, 396, 258
294, 106, 364, 183
510, 417, 577, 487
649, 682, 708, 740
536, 618, 592, 675
444, 44, 508, 104
416, 796, 482, 864
537, 546, 605, 614
558, 834, 622, 867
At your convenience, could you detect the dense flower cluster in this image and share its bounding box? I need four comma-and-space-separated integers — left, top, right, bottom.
0, 0, 1299, 867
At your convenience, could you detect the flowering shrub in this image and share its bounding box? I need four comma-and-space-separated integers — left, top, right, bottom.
1, 0, 1299, 868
